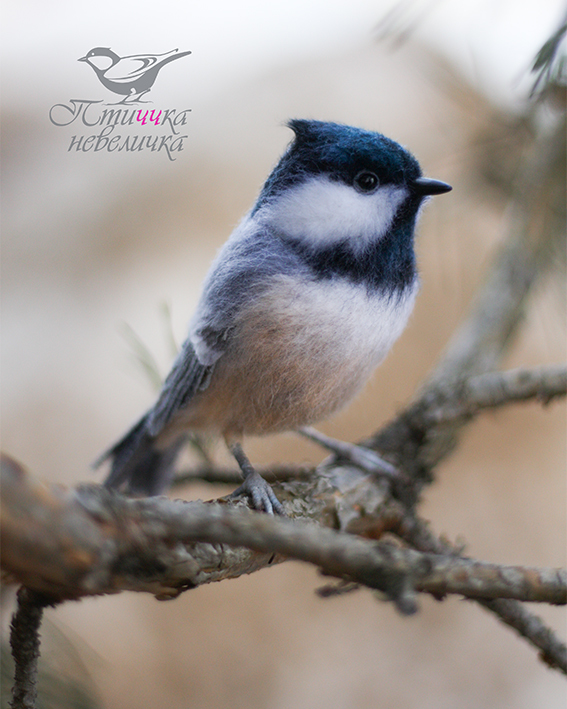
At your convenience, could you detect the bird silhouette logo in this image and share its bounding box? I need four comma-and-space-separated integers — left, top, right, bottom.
78, 47, 191, 104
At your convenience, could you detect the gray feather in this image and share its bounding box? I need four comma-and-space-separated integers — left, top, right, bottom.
99, 340, 211, 494
146, 340, 211, 436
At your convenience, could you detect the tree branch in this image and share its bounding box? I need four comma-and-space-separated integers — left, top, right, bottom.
2, 457, 565, 616
9, 588, 53, 709
410, 364, 567, 428
396, 515, 567, 674
477, 598, 567, 674
464, 364, 567, 407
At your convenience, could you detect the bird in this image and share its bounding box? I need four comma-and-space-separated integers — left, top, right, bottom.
97, 119, 452, 514
78, 48, 191, 103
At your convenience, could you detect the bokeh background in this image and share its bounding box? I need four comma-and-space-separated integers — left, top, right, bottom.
2, 1, 566, 707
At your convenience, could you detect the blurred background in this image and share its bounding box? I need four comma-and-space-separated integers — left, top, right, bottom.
1, 1, 566, 707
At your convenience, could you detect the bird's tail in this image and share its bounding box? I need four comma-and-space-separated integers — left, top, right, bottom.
157, 49, 192, 67
95, 415, 183, 496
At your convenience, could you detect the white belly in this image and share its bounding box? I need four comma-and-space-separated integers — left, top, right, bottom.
175, 274, 418, 437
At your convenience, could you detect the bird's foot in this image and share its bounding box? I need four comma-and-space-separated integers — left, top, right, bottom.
299, 426, 397, 477
229, 470, 285, 515
228, 441, 285, 515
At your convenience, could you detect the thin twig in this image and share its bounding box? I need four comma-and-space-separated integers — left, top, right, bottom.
9, 588, 52, 709
477, 598, 567, 674
417, 364, 567, 427
396, 515, 567, 675
172, 463, 313, 488
464, 365, 567, 408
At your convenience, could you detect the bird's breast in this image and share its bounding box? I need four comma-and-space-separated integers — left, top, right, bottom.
178, 273, 418, 437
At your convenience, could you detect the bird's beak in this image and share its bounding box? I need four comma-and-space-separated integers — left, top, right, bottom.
413, 177, 452, 196
78, 56, 87, 62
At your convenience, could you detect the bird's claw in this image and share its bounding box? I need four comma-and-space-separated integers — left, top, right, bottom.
230, 471, 285, 515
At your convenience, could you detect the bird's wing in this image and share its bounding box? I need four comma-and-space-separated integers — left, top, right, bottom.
104, 50, 182, 81
144, 222, 279, 438
145, 339, 213, 437
104, 56, 158, 81
141, 216, 300, 439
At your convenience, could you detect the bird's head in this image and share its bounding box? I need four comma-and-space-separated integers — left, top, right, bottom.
78, 47, 120, 71
253, 119, 451, 255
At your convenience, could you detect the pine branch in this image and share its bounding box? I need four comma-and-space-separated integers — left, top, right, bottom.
396, 515, 567, 674
2, 458, 565, 614
409, 364, 567, 428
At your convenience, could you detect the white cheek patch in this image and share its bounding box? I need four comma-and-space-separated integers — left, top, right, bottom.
264, 176, 409, 252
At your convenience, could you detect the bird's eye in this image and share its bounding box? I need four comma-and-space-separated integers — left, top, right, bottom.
353, 171, 379, 194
